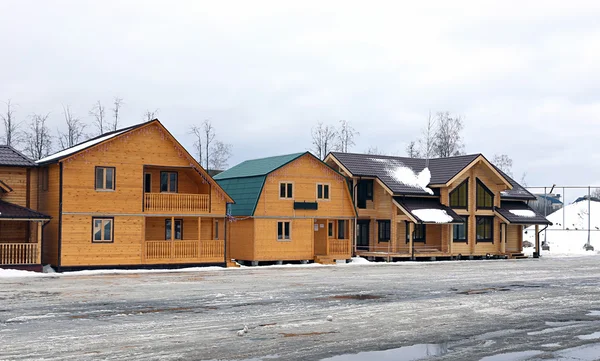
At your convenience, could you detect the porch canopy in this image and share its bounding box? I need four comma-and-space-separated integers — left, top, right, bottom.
494, 201, 552, 225
0, 200, 51, 221
394, 197, 464, 224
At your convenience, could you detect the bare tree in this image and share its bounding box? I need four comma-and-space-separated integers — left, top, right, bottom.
432, 111, 464, 157
89, 100, 106, 135
591, 188, 600, 198
58, 105, 87, 150
366, 146, 384, 155
143, 109, 159, 121
311, 121, 337, 160
111, 97, 123, 131
1, 99, 22, 147
335, 120, 358, 152
492, 154, 513, 177
210, 140, 233, 170
189, 125, 203, 164
203, 120, 215, 170
520, 172, 528, 187
24, 113, 52, 160
418, 111, 436, 161
405, 141, 420, 158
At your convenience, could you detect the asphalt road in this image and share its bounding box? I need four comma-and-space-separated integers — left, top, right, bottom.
2, 257, 600, 361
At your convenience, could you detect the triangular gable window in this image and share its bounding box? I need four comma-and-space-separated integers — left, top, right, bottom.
449, 179, 468, 209
476, 179, 494, 209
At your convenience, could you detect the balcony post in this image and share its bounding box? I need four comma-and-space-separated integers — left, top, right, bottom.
170, 216, 175, 259
37, 221, 42, 264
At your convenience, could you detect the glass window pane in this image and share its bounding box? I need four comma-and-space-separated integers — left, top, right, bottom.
214, 220, 218, 239
105, 168, 114, 190
284, 222, 290, 239
280, 184, 286, 198
317, 184, 322, 199
166, 220, 172, 239
95, 168, 104, 189
170, 173, 177, 192
277, 222, 283, 239
144, 174, 151, 193
324, 185, 329, 199
160, 173, 168, 192
175, 220, 182, 240
287, 183, 293, 198
103, 220, 112, 241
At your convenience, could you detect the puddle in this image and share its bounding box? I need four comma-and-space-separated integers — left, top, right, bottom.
554, 343, 600, 361
320, 343, 448, 361
479, 350, 543, 361
458, 288, 510, 295
577, 331, 600, 340
320, 294, 384, 301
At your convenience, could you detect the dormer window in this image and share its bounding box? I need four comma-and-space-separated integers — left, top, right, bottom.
449, 179, 468, 209
476, 179, 494, 209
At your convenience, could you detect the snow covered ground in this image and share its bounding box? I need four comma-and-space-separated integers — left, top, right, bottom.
2, 257, 600, 360
524, 200, 600, 257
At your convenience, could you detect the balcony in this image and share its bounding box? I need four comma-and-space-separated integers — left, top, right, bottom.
144, 193, 210, 213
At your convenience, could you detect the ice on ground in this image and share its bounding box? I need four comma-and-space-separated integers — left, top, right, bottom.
478, 350, 543, 361
509, 210, 536, 218
577, 331, 600, 340
413, 209, 453, 223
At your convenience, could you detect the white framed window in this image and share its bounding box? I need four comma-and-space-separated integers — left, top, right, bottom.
277, 221, 291, 241
95, 167, 115, 191
317, 183, 330, 200
92, 217, 114, 243
279, 182, 293, 199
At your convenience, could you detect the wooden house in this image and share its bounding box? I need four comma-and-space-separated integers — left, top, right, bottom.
35, 119, 233, 270
0, 146, 51, 271
325, 152, 551, 260
215, 152, 356, 265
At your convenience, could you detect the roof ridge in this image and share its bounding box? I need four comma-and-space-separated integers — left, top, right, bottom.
331, 151, 482, 161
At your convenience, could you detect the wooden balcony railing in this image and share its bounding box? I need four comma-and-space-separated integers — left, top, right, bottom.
144, 193, 209, 213
328, 239, 351, 256
144, 240, 223, 263
0, 243, 39, 265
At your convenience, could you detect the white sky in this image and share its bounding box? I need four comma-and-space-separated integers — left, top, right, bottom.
1, 0, 599, 188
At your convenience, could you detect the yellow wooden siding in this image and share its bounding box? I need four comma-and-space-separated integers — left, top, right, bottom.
253, 218, 313, 261
0, 221, 29, 242
228, 219, 255, 261
38, 164, 60, 266
0, 167, 29, 207
144, 168, 205, 195
506, 224, 522, 252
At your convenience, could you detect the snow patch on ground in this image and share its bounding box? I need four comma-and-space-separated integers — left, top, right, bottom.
509, 209, 536, 218
413, 209, 453, 223
0, 269, 54, 278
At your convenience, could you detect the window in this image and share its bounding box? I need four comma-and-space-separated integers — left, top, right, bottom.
144, 173, 152, 193
378, 220, 391, 242
453, 219, 468, 242
95, 167, 115, 191
476, 216, 493, 242
279, 182, 293, 199
328, 222, 334, 238
160, 172, 178, 193
39, 167, 49, 191
317, 183, 330, 200
165, 219, 183, 240
277, 221, 291, 240
215, 220, 219, 240
338, 220, 347, 239
449, 179, 468, 209
357, 180, 374, 208
406, 222, 426, 243
92, 218, 113, 243
476, 179, 494, 209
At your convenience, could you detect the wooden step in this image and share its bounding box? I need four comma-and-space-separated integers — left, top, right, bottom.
226, 261, 241, 268
509, 253, 528, 259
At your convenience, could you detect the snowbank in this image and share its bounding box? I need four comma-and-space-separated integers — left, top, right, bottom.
413, 209, 453, 223
0, 269, 54, 278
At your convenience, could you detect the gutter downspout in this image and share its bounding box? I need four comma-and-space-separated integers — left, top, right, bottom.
353, 178, 360, 256
536, 223, 549, 258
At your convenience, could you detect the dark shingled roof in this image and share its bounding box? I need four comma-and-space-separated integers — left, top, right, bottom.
0, 200, 51, 220
493, 167, 536, 200
495, 201, 551, 225
0, 146, 35, 167
330, 152, 480, 196
394, 197, 465, 224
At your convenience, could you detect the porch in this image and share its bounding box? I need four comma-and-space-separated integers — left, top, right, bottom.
314, 219, 352, 263
142, 216, 225, 264
143, 166, 212, 214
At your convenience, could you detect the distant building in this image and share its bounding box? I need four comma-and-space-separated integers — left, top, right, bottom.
530, 193, 563, 216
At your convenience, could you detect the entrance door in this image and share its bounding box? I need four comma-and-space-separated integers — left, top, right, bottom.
357, 220, 370, 250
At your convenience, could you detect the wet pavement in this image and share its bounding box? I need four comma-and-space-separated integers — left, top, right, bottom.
2, 257, 600, 360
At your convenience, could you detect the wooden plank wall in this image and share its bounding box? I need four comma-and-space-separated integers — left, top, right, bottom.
0, 221, 28, 242
506, 225, 522, 252
228, 219, 255, 261
253, 218, 313, 261
144, 168, 202, 194
0, 167, 28, 207
38, 165, 60, 266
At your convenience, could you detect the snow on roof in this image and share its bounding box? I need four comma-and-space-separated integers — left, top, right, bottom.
509, 209, 536, 218
388, 165, 434, 195
36, 129, 129, 164
412, 209, 453, 223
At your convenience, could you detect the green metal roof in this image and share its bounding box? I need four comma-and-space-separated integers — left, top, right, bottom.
214, 152, 306, 180
214, 152, 307, 216
217, 176, 265, 216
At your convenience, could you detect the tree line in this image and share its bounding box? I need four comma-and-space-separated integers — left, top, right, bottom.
0, 99, 232, 170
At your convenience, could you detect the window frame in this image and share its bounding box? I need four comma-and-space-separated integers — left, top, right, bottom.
475, 216, 494, 243
316, 183, 331, 201
92, 217, 114, 243
277, 221, 292, 241
406, 222, 426, 243
449, 179, 469, 209
453, 219, 468, 243
279, 182, 294, 199
165, 219, 183, 240
378, 220, 391, 243
337, 220, 347, 239
95, 166, 116, 191
160, 171, 178, 193
476, 179, 494, 209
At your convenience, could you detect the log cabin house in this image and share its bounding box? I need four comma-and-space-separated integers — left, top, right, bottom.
325, 152, 551, 260
0, 146, 51, 271
215, 152, 356, 265
35, 119, 233, 271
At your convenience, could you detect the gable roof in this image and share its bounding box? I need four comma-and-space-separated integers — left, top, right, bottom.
0, 200, 51, 220
494, 167, 536, 200
495, 201, 551, 225
329, 152, 480, 196
394, 197, 464, 224
214, 152, 306, 180
0, 145, 35, 167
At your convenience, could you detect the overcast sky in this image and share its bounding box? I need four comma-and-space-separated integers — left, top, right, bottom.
1, 1, 599, 189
